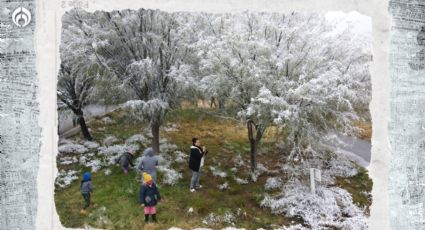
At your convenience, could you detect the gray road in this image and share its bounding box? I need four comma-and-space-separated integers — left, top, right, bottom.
326, 134, 371, 167
58, 104, 117, 136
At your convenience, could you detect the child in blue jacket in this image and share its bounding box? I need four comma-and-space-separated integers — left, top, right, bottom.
80, 172, 93, 214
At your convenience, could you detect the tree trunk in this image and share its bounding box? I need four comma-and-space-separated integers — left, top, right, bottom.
151, 121, 160, 154
247, 120, 266, 172
247, 120, 257, 172
218, 98, 225, 110
250, 138, 257, 172
210, 97, 217, 108
76, 109, 92, 141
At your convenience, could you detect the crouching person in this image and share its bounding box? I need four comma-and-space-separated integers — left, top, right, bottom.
80, 172, 93, 214
140, 172, 161, 223
115, 150, 135, 174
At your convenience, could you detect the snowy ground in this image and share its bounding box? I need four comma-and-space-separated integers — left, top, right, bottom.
56, 131, 186, 188
56, 115, 370, 229
260, 150, 370, 230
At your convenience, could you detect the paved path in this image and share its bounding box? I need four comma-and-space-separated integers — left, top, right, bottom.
326, 134, 371, 167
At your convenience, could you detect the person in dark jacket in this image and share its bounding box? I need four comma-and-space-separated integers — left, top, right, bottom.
115, 150, 135, 174
189, 137, 207, 192
140, 172, 161, 223
80, 172, 93, 214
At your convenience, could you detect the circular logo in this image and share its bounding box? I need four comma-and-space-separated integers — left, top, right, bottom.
12, 7, 31, 27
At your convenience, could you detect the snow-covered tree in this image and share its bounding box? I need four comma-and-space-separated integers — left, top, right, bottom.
192, 12, 276, 171
254, 13, 371, 162
195, 12, 371, 170
60, 9, 371, 165
87, 9, 190, 153
262, 13, 372, 161
58, 11, 108, 141
57, 61, 100, 141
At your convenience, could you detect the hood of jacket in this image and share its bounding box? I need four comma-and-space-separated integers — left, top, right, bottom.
143, 147, 154, 157
83, 172, 91, 181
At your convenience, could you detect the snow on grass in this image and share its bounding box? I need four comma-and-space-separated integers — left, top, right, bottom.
327, 152, 358, 178
218, 182, 230, 191
222, 228, 246, 230
257, 163, 269, 174
160, 142, 178, 153
234, 177, 249, 185
58, 138, 74, 145
278, 150, 358, 184
56, 169, 79, 188
58, 143, 88, 154
259, 148, 367, 229
83, 141, 100, 149
174, 150, 188, 163
279, 224, 310, 230
157, 165, 183, 186
59, 156, 79, 165
79, 153, 95, 165
145, 131, 153, 138
164, 123, 179, 132
101, 116, 115, 125
104, 168, 112, 175
250, 172, 259, 182
233, 154, 245, 167
97, 144, 140, 165
235, 208, 247, 217
188, 207, 194, 215
57, 131, 183, 188
265, 177, 283, 190
125, 134, 148, 145
85, 159, 102, 173
250, 163, 270, 182
260, 180, 367, 230
89, 206, 113, 228
156, 154, 167, 165
102, 135, 119, 146
172, 226, 244, 230
202, 211, 236, 227
121, 100, 143, 109
209, 166, 227, 178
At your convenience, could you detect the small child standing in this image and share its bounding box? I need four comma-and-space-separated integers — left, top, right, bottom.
80, 172, 93, 214
140, 172, 161, 223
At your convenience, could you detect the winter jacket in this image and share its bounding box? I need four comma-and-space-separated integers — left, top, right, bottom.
80, 173, 93, 194
189, 145, 204, 172
116, 152, 134, 168
80, 181, 93, 194
138, 148, 159, 175
139, 183, 161, 207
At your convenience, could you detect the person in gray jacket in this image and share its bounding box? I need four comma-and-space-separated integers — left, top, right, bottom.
138, 147, 159, 183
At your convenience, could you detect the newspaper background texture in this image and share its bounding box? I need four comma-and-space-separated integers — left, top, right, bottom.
0, 0, 40, 230
389, 0, 425, 229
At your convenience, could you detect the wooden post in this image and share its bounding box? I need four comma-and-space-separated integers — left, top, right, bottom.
310, 168, 316, 194
315, 169, 321, 182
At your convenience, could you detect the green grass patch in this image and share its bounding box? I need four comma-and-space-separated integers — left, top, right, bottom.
335, 167, 373, 214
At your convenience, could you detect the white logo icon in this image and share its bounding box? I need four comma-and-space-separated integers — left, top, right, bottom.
12, 7, 31, 27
